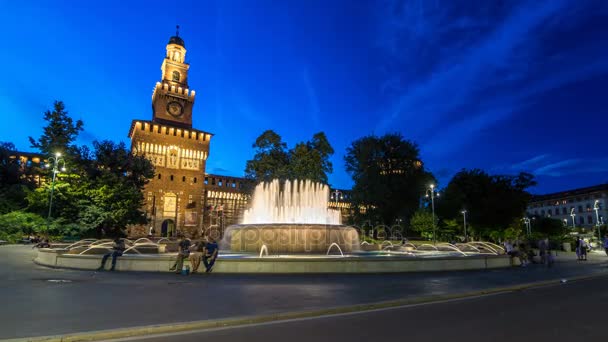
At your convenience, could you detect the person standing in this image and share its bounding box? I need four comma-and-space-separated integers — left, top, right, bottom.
538, 238, 548, 264
203, 237, 219, 273
98, 236, 126, 271
170, 238, 191, 273
575, 237, 582, 261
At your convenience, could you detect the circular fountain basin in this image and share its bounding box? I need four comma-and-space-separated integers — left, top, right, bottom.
223, 223, 360, 254
35, 248, 511, 273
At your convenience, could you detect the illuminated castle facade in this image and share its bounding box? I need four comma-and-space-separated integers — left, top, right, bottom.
127, 30, 350, 238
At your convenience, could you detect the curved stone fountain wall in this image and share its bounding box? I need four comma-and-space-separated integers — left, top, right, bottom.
224, 224, 360, 254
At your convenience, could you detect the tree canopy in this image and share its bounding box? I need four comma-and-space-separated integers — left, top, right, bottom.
344, 133, 434, 229
436, 169, 536, 239
245, 130, 334, 184
0, 101, 154, 240
28, 101, 83, 160
0, 142, 38, 214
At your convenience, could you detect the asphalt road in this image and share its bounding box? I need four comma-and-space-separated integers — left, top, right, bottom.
128, 275, 608, 342
1, 245, 606, 340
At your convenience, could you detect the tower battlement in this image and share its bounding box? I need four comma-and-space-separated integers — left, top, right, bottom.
152, 82, 196, 101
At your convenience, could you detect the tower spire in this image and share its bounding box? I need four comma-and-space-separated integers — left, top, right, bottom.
176, 25, 180, 37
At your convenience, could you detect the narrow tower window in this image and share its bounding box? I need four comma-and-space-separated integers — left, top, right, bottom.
172, 71, 180, 82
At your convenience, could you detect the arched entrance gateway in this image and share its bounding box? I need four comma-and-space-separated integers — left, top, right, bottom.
161, 219, 175, 237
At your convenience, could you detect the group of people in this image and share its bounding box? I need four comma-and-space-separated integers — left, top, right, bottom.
169, 237, 218, 274
97, 236, 219, 273
575, 237, 589, 261
503, 238, 555, 267
503, 240, 534, 267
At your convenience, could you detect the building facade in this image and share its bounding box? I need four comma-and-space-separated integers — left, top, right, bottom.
527, 184, 607, 229
129, 32, 214, 238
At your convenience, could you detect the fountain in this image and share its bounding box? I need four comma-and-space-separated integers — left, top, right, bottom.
34, 179, 512, 273
223, 179, 359, 254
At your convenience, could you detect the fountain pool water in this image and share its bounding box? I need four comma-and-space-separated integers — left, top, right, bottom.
223, 180, 359, 254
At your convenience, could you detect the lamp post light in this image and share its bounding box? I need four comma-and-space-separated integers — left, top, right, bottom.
425, 184, 439, 244
594, 200, 602, 248
461, 210, 467, 242
523, 217, 531, 236
570, 208, 576, 230
46, 153, 66, 234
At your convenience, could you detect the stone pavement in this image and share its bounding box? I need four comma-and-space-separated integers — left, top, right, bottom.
0, 245, 606, 340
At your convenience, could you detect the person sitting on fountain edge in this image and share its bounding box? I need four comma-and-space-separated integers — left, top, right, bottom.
97, 236, 126, 271
170, 238, 191, 273
203, 237, 219, 273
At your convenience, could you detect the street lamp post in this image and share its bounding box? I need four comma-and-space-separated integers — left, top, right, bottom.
425, 184, 439, 244
570, 208, 576, 230
594, 200, 602, 248
461, 210, 467, 242
523, 217, 531, 236
46, 153, 66, 235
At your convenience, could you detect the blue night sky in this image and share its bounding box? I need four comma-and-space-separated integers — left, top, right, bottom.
1, 0, 607, 194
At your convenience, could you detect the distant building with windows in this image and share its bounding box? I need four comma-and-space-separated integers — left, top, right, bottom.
6, 151, 45, 186
526, 184, 608, 229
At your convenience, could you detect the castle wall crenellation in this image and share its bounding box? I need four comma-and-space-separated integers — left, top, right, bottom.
152, 82, 195, 101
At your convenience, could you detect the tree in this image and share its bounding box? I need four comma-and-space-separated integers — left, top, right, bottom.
344, 133, 434, 229
436, 169, 536, 239
0, 142, 37, 214
26, 140, 154, 237
245, 130, 289, 182
533, 217, 567, 238
288, 132, 334, 183
29, 101, 83, 160
245, 130, 335, 184
409, 209, 434, 240
82, 140, 154, 235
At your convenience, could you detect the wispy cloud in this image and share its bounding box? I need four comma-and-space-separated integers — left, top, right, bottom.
510, 154, 551, 171
509, 155, 608, 177
301, 68, 321, 128
375, 0, 608, 152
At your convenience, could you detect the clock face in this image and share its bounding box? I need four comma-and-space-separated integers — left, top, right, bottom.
167, 102, 183, 117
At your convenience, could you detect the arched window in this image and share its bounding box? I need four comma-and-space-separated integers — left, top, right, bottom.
182, 176, 186, 182
158, 174, 161, 180
194, 177, 197, 183
172, 71, 180, 82
170, 175, 174, 181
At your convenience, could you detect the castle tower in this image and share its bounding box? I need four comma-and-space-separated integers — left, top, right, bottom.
152, 26, 195, 129
129, 27, 212, 238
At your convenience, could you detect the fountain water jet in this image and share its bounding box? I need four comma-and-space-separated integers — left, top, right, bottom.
224, 180, 359, 254
259, 244, 269, 258
326, 243, 344, 257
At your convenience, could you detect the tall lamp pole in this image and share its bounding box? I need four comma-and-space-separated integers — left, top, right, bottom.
461, 210, 467, 242
46, 153, 66, 235
425, 184, 439, 244
522, 217, 531, 235
594, 200, 602, 248
570, 208, 576, 230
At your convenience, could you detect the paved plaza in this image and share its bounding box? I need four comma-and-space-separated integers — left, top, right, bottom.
1, 245, 607, 340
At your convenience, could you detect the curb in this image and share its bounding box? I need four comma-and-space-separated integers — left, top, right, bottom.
8, 271, 608, 342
